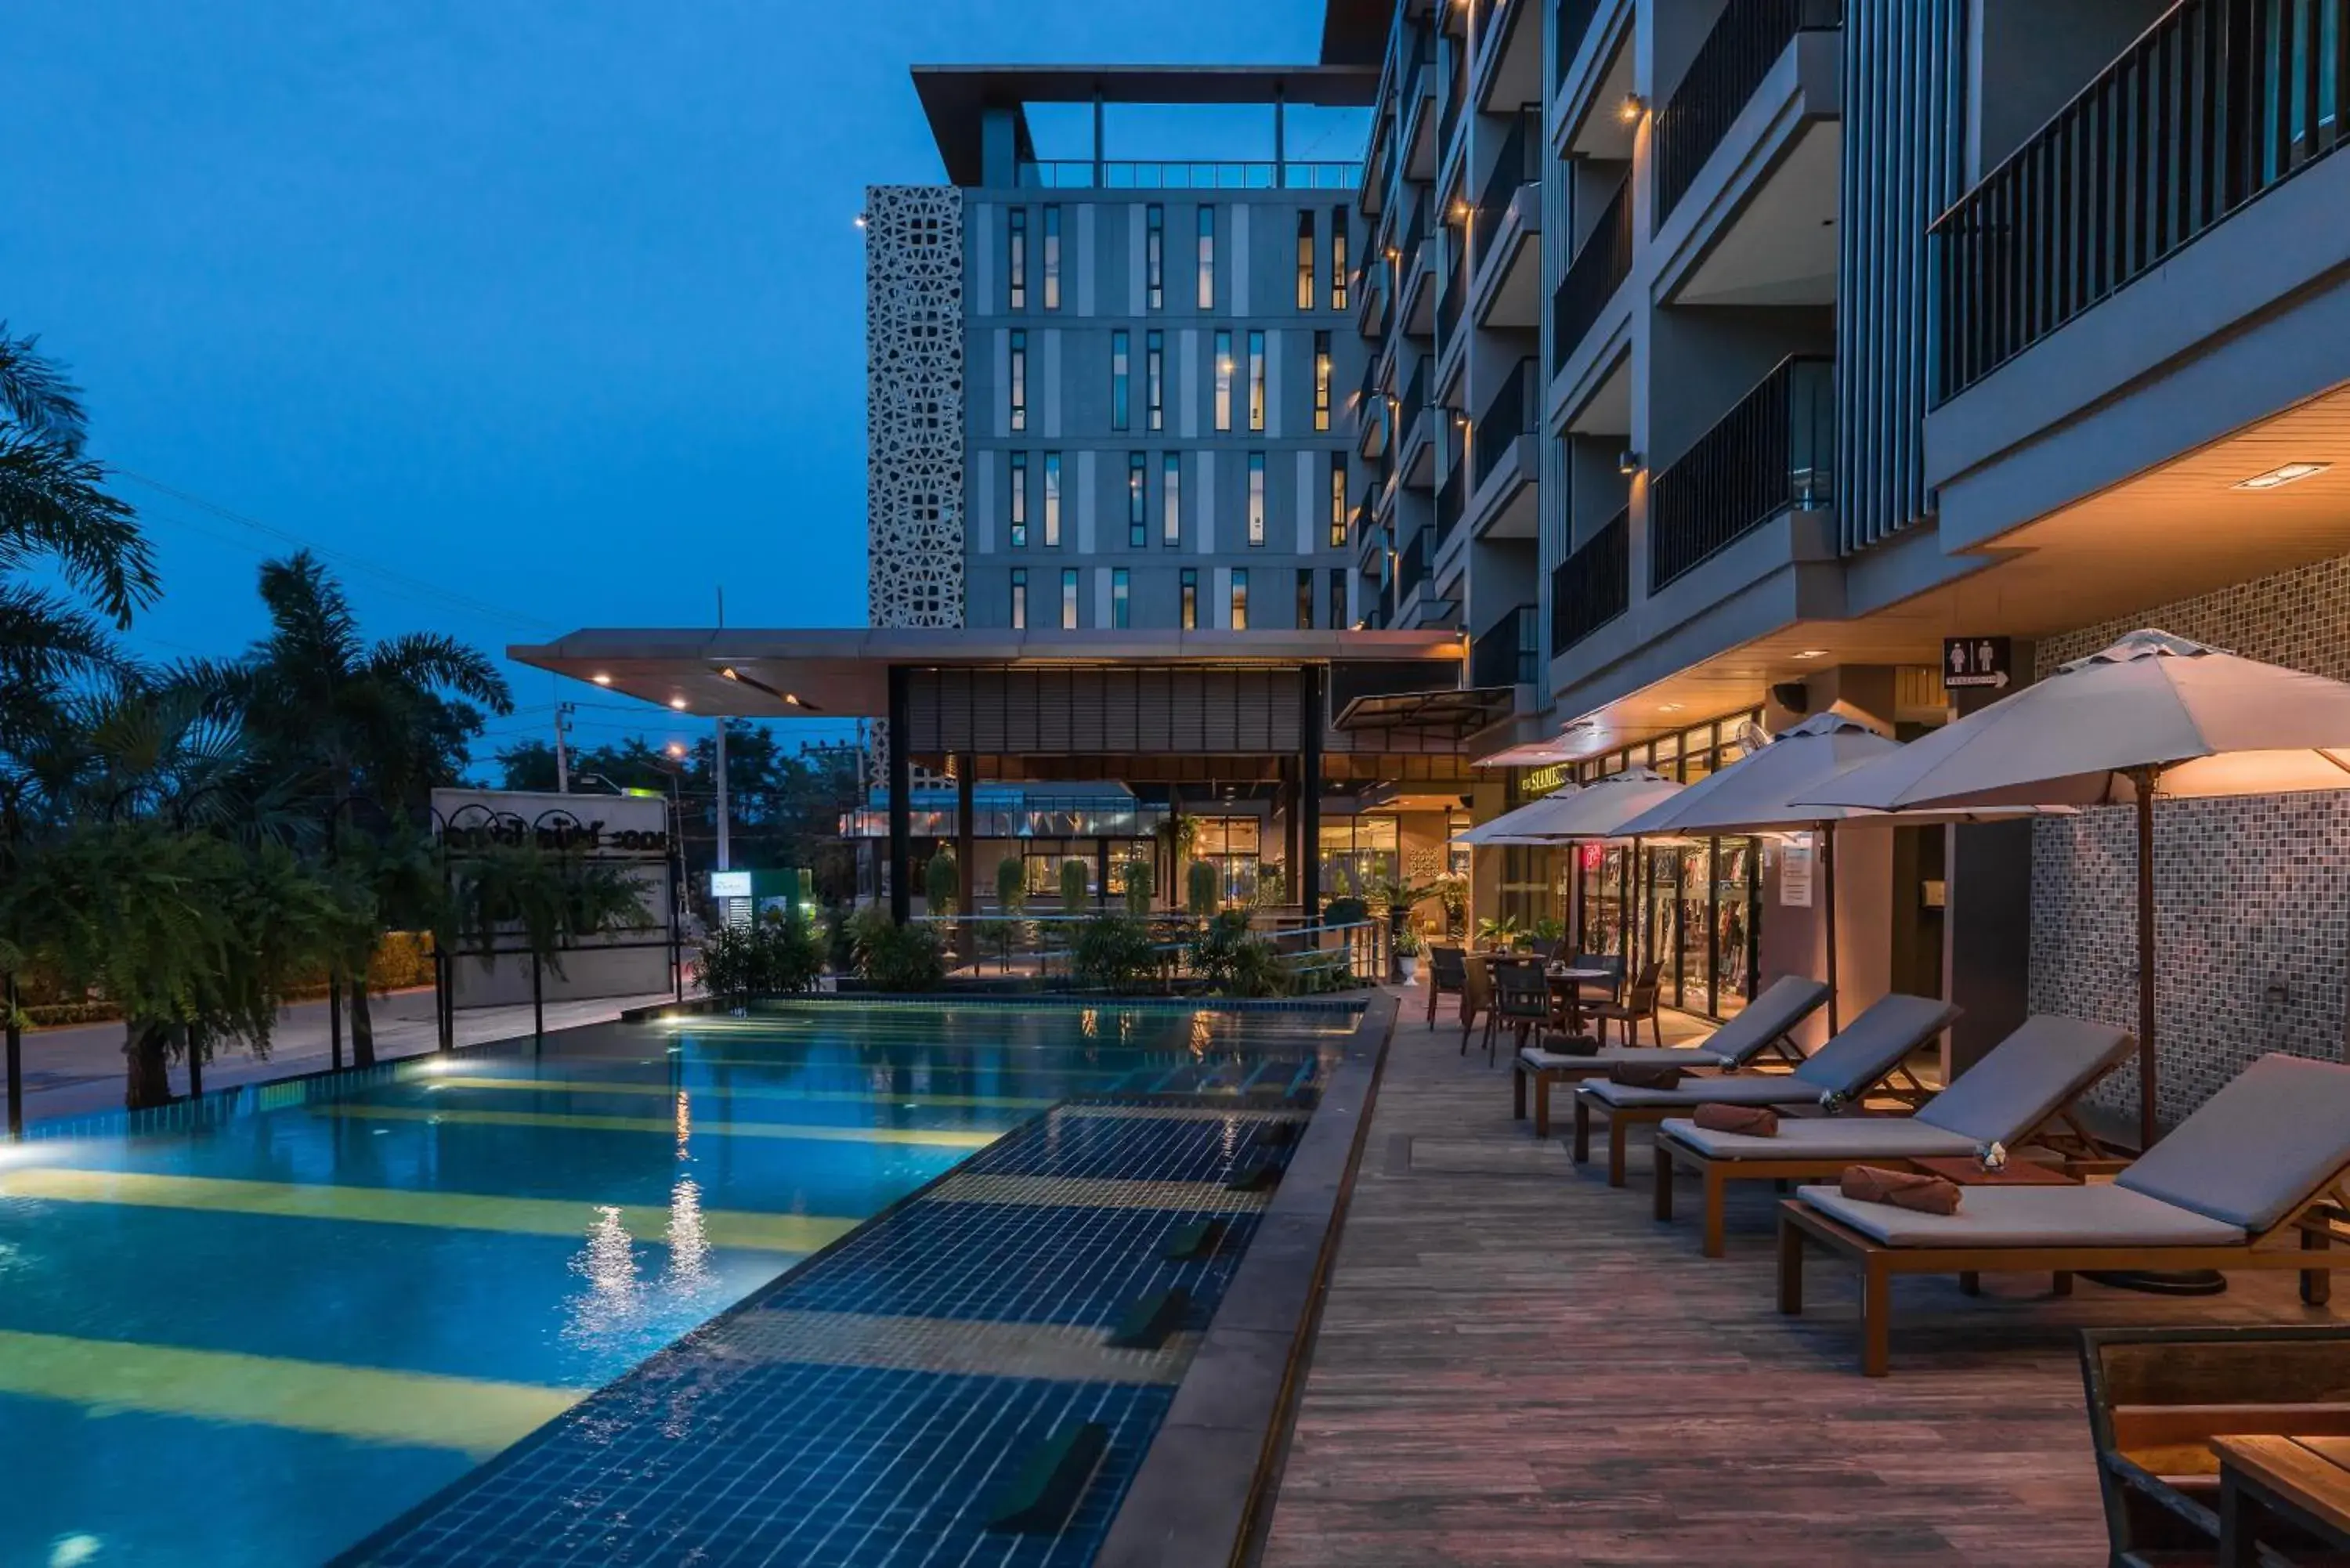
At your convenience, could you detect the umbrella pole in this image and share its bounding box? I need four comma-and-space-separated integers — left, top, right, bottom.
2135, 772, 2158, 1151
1821, 821, 1839, 1037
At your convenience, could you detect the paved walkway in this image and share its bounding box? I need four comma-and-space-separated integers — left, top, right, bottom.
1262, 985, 2337, 1566
17, 987, 681, 1124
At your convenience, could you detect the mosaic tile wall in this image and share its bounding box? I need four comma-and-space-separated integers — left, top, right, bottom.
2029, 554, 2350, 1129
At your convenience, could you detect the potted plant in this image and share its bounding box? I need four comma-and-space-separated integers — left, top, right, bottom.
1435, 873, 1469, 939
1394, 924, 1424, 984
1474, 913, 1526, 952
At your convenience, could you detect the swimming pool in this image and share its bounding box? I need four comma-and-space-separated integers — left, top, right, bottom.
0, 1002, 1355, 1566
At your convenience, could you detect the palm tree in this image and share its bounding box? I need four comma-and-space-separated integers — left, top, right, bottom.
204, 551, 512, 1063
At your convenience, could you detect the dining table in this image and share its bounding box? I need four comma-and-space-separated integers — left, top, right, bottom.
2215, 1433, 2350, 1564
1546, 966, 1616, 1040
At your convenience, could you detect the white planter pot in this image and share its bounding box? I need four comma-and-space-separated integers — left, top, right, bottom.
1398, 955, 1421, 984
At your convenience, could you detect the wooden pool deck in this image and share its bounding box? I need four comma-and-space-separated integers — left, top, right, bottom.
1261, 991, 2339, 1566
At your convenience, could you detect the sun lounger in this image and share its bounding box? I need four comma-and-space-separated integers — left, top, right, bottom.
1654, 1014, 2132, 1255
1778, 1053, 2350, 1375
1510, 975, 1830, 1137
1571, 992, 1960, 1187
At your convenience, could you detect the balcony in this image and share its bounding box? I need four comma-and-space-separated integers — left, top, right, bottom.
1555, 0, 1604, 94
1551, 508, 1629, 655
1471, 0, 1546, 114
1467, 356, 1541, 540
1934, 0, 2350, 403
1394, 525, 1432, 604
1469, 109, 1544, 329
1549, 178, 1633, 375
1014, 159, 1364, 190
1396, 353, 1438, 489
1470, 604, 1542, 688
1401, 42, 1438, 182
1648, 356, 1834, 592
1653, 0, 1842, 227
1436, 273, 1465, 361
1438, 56, 1467, 167
1396, 193, 1437, 338
1358, 254, 1390, 342
1434, 462, 1466, 550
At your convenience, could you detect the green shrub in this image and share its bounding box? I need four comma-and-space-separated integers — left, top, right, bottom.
1188, 909, 1285, 997
1186, 858, 1220, 918
1059, 857, 1090, 912
1069, 913, 1159, 992
995, 854, 1026, 915
697, 908, 826, 1003
924, 851, 959, 918
1323, 895, 1369, 930
1122, 858, 1155, 917
848, 908, 946, 992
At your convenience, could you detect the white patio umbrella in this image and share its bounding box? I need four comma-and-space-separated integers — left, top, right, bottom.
1802, 630, 2350, 1149
1614, 713, 2060, 1034
1450, 783, 1581, 847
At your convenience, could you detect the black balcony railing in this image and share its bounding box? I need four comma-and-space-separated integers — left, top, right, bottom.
1395, 526, 1433, 602
1401, 353, 1432, 439
1471, 109, 1542, 265
1550, 178, 1633, 373
1437, 273, 1464, 356
1934, 0, 2350, 402
1648, 356, 1834, 592
1471, 356, 1540, 492
1551, 509, 1629, 653
1556, 0, 1604, 89
1439, 51, 1467, 156
1435, 463, 1466, 544
1471, 604, 1542, 687
1397, 191, 1430, 313
1654, 0, 1842, 226
1353, 496, 1378, 543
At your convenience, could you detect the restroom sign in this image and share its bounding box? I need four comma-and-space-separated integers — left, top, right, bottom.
1943, 636, 2012, 689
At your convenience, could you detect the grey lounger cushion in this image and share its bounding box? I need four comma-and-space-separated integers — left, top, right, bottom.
1583, 1075, 1826, 1110
1787, 993, 1961, 1095
1519, 1045, 1732, 1072
1661, 1116, 1982, 1162
1912, 1015, 2135, 1145
1688, 975, 1831, 1068
2115, 1053, 2350, 1234
1795, 1182, 2247, 1248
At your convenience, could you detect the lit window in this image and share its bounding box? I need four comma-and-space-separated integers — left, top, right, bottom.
1112, 330, 1130, 432
1043, 451, 1061, 546
1247, 329, 1267, 432
1247, 453, 1267, 546
1008, 208, 1027, 311
1127, 453, 1147, 547
1145, 330, 1164, 432
1112, 568, 1131, 629
1042, 205, 1061, 311
1180, 568, 1198, 629
1162, 453, 1180, 545
1231, 568, 1249, 630
1330, 204, 1349, 311
1010, 567, 1027, 629
1213, 330, 1233, 432
1314, 330, 1332, 432
1296, 211, 1315, 312
1009, 452, 1028, 548
1061, 567, 1079, 629
1008, 330, 1026, 432
1296, 568, 1314, 629
1145, 204, 1164, 310
1196, 205, 1215, 310
1329, 451, 1347, 547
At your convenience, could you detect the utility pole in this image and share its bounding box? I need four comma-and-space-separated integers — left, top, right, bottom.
553, 703, 575, 793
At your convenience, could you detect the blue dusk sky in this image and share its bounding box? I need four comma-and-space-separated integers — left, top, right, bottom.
2, 1, 1359, 762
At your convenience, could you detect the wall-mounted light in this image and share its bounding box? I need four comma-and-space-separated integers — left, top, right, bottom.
1792, 649, 1828, 661
2234, 461, 2330, 491
1658, 702, 1685, 714
1449, 199, 1472, 224
853, 213, 869, 229
1617, 449, 1643, 475
1618, 92, 1648, 125
668, 696, 690, 710
591, 673, 613, 686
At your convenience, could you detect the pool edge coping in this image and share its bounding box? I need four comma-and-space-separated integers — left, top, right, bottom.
1091, 988, 1401, 1568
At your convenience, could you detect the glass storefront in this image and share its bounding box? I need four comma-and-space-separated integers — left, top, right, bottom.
1021, 839, 1152, 899
1193, 817, 1262, 904
1318, 816, 1397, 898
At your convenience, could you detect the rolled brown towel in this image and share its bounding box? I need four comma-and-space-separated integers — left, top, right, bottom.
1693, 1104, 1778, 1136
1608, 1064, 1684, 1090
1838, 1165, 1962, 1216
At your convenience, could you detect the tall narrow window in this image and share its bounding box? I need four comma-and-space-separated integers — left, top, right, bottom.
1296, 568, 1315, 629
1010, 568, 1028, 629
1008, 331, 1027, 432
1144, 330, 1164, 432
1009, 452, 1029, 548
1111, 330, 1130, 432
1180, 568, 1198, 629
1196, 206, 1216, 309
1145, 204, 1165, 310
1213, 330, 1234, 432
1247, 453, 1267, 546
1043, 452, 1061, 546
1247, 329, 1267, 432
1112, 568, 1131, 628
1162, 453, 1181, 545
1329, 451, 1348, 548
1330, 205, 1350, 311
1313, 331, 1332, 432
1231, 568, 1249, 630
1126, 453, 1147, 547
1008, 208, 1027, 311
1042, 205, 1061, 311
1329, 567, 1347, 630
1296, 211, 1316, 311
1060, 568, 1079, 629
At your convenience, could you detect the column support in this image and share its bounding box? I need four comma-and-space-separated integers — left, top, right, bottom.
1300, 668, 1324, 921
888, 665, 912, 926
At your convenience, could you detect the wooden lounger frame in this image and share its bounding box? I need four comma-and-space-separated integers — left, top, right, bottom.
1571, 1060, 1935, 1188
1776, 1189, 2350, 1377
1510, 1037, 1804, 1138
1654, 1103, 2113, 1257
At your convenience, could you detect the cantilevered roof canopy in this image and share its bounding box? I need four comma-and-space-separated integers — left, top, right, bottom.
510, 627, 1464, 721
913, 64, 1379, 185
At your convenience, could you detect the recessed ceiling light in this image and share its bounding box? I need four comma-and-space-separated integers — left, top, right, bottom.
591, 673, 613, 686
2235, 461, 2330, 491
668, 696, 689, 710
1792, 649, 1828, 660
1658, 703, 1684, 713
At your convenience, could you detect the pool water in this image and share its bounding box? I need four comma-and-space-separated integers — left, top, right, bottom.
0, 1003, 1352, 1567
